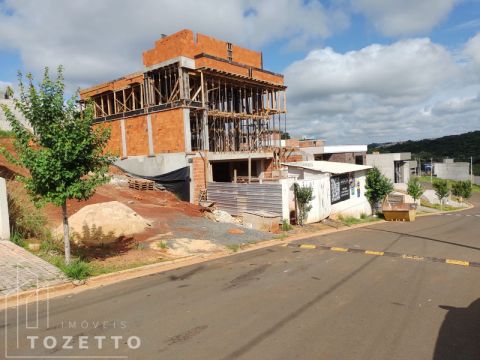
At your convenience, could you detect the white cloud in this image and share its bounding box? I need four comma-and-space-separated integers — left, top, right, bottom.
353, 0, 456, 36
465, 32, 480, 68
0, 0, 339, 90
285, 37, 480, 144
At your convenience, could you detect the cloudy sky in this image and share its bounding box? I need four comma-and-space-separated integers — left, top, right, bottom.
0, 0, 479, 144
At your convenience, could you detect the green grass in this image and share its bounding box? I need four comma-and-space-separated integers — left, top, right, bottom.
338, 214, 381, 227
226, 244, 241, 252
281, 219, 293, 231
88, 260, 163, 276
156, 240, 168, 249
0, 129, 13, 138
418, 176, 480, 193
49, 256, 92, 280
420, 200, 462, 211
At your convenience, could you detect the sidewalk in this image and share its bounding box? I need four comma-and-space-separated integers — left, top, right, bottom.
0, 240, 66, 296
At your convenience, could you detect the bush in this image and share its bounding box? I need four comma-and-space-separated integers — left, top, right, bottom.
365, 167, 393, 213
55, 258, 91, 280
451, 180, 472, 199
294, 183, 314, 226
281, 219, 293, 231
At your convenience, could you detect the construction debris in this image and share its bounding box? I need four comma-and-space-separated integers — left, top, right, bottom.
128, 178, 155, 191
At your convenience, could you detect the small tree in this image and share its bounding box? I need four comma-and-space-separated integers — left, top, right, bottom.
433, 179, 449, 209
294, 183, 314, 226
365, 167, 393, 214
407, 177, 424, 204
0, 67, 112, 264
451, 180, 472, 201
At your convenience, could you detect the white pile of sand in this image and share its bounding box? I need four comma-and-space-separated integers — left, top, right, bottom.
56, 201, 150, 245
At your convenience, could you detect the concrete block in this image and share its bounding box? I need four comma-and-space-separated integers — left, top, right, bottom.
0, 177, 10, 240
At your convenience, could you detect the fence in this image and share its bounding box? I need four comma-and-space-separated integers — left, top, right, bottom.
207, 182, 283, 217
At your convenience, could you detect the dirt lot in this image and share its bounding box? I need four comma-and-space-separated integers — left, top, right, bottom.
1, 136, 274, 273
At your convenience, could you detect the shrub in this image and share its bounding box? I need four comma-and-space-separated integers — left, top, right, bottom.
451, 180, 472, 199
365, 167, 393, 213
281, 219, 293, 231
294, 183, 314, 226
57, 259, 91, 280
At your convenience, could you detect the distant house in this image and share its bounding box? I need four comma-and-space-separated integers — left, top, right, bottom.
366, 152, 417, 184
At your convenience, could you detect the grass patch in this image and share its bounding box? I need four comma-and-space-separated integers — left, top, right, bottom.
48, 256, 92, 280
420, 200, 462, 211
226, 244, 241, 252
418, 176, 480, 193
156, 240, 168, 249
7, 183, 52, 244
338, 214, 381, 227
88, 260, 163, 276
0, 129, 13, 138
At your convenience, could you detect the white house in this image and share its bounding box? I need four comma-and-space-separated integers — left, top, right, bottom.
283, 161, 372, 224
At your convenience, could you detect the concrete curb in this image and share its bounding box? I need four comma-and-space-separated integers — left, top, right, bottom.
2, 202, 474, 310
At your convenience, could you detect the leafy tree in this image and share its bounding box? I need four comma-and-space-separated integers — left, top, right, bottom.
407, 177, 424, 203
294, 183, 314, 226
433, 179, 450, 209
280, 131, 291, 140
451, 180, 472, 200
365, 167, 393, 214
0, 67, 112, 264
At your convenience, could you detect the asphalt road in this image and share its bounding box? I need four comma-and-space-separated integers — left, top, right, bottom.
1, 195, 480, 359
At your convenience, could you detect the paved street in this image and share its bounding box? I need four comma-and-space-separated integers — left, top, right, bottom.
1, 195, 480, 359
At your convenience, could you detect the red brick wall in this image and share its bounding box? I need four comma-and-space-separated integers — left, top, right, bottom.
192, 157, 206, 204
125, 115, 149, 156
142, 29, 263, 70
151, 109, 185, 153
94, 121, 122, 157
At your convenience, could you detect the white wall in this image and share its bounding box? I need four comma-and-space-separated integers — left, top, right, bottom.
330, 170, 372, 218
0, 177, 10, 240
284, 168, 371, 224
434, 162, 470, 181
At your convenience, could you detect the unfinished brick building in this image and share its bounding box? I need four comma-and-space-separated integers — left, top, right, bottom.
80, 29, 294, 203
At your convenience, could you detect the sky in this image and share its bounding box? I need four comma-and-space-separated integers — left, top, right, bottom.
0, 0, 480, 145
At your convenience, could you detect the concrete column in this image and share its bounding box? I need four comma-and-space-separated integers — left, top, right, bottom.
146, 114, 154, 156
120, 119, 127, 158
183, 108, 192, 152
0, 177, 10, 240
202, 110, 209, 151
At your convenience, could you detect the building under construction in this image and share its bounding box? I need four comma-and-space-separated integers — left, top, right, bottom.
81, 29, 299, 203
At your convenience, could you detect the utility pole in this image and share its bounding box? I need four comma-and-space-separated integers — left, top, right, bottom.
471, 156, 474, 187
430, 158, 433, 184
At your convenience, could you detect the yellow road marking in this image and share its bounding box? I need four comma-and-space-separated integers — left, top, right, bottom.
402, 254, 424, 261
365, 250, 384, 256
331, 247, 349, 252
299, 244, 317, 249
445, 259, 470, 266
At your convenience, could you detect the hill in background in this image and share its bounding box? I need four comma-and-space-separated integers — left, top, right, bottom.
368, 131, 480, 175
